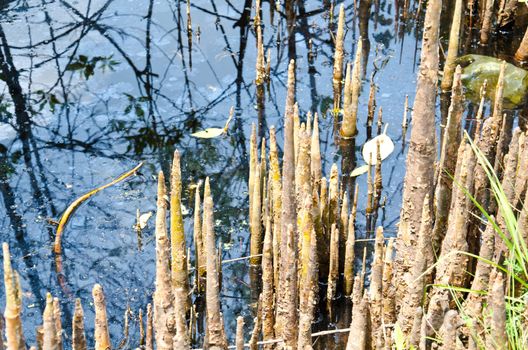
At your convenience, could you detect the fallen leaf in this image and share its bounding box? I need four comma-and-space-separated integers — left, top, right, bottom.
191, 128, 225, 138
138, 211, 153, 229
191, 106, 235, 139
362, 126, 394, 165
350, 164, 370, 177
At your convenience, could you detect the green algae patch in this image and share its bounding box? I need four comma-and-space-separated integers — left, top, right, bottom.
456, 54, 528, 109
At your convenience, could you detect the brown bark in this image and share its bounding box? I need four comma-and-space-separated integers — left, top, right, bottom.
339, 192, 349, 270
395, 0, 440, 311
341, 40, 362, 138
43, 294, 58, 350
203, 178, 228, 350
346, 295, 372, 350
480, 0, 495, 45
311, 113, 322, 187
2, 243, 25, 350
269, 127, 282, 293
295, 110, 303, 168
170, 150, 190, 330
0, 312, 4, 350
402, 95, 409, 132
256, 22, 265, 86
277, 60, 297, 340
92, 284, 111, 350
369, 227, 384, 335
514, 132, 528, 209
249, 302, 261, 350
492, 62, 506, 123
250, 162, 262, 266
381, 239, 396, 327
52, 299, 62, 350
332, 4, 345, 110
486, 273, 507, 350
279, 224, 298, 348
327, 224, 339, 309
153, 171, 175, 350
249, 124, 258, 241
235, 316, 244, 350
424, 291, 450, 342
194, 183, 206, 294
433, 66, 464, 251
352, 275, 363, 307
438, 310, 459, 350
138, 309, 144, 348
376, 107, 383, 135
344, 185, 358, 296
498, 0, 518, 28
261, 203, 275, 347
426, 143, 476, 338
440, 0, 463, 91
435, 141, 475, 289
495, 128, 521, 256
408, 307, 423, 349
298, 196, 317, 349
146, 304, 153, 350
464, 219, 495, 350
473, 115, 502, 213
396, 194, 433, 335
72, 299, 86, 350
328, 164, 340, 234
372, 141, 382, 222
515, 26, 528, 62
296, 130, 312, 220
367, 79, 376, 132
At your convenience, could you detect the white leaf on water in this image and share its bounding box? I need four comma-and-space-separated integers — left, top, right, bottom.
191, 128, 225, 139
191, 106, 234, 139
362, 127, 395, 165
350, 164, 370, 177
138, 211, 153, 229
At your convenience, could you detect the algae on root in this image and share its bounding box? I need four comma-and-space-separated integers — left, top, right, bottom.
456, 54, 528, 109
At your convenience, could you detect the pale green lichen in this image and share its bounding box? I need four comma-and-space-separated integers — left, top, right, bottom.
456, 54, 528, 109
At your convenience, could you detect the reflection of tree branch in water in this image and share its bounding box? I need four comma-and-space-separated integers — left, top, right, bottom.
0, 146, 46, 312
190, 3, 238, 22
0, 26, 56, 234
297, 0, 319, 113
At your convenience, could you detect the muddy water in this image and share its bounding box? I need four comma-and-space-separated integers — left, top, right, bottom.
0, 0, 525, 348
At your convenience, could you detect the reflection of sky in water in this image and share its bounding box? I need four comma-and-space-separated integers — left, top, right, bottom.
0, 0, 433, 346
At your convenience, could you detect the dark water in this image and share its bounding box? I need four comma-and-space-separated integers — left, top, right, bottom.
0, 0, 525, 348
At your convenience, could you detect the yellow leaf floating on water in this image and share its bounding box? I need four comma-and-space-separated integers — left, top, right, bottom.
350, 164, 370, 177
362, 124, 395, 165
191, 106, 234, 139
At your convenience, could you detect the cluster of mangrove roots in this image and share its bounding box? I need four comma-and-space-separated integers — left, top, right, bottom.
3, 1, 528, 350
